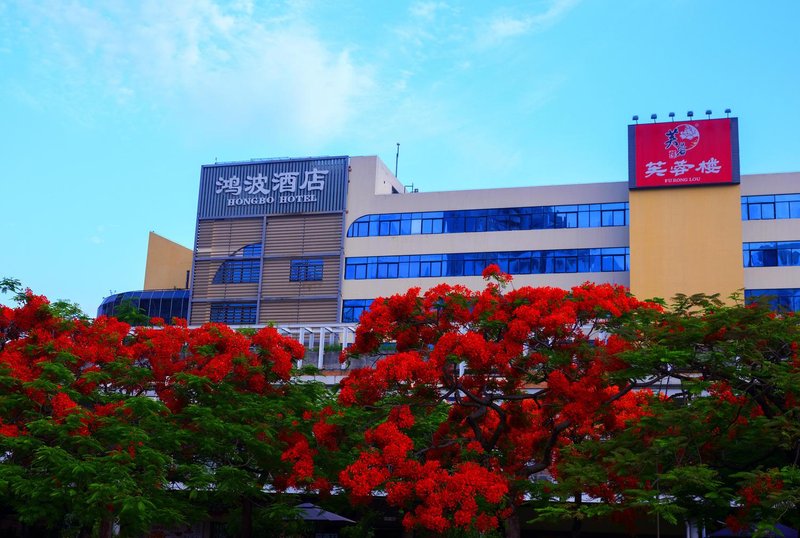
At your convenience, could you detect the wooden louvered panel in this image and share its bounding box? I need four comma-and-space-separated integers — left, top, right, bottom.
189, 303, 210, 325
265, 214, 342, 256
298, 300, 339, 323
196, 218, 263, 257
190, 260, 215, 297
195, 223, 212, 252
191, 213, 342, 326
209, 284, 258, 299
260, 299, 338, 325
260, 301, 298, 325
261, 258, 340, 298
303, 215, 343, 252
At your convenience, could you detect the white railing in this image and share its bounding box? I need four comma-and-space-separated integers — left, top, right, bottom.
274, 323, 358, 370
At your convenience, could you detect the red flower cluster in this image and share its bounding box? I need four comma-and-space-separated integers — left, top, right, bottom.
0, 290, 308, 446
50, 392, 79, 418
726, 472, 785, 531
339, 418, 509, 533
125, 323, 306, 411
336, 279, 660, 532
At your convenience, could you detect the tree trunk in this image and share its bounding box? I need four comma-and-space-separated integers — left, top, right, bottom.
571, 491, 583, 538
241, 497, 253, 538
99, 518, 113, 538
570, 516, 583, 538
503, 508, 521, 538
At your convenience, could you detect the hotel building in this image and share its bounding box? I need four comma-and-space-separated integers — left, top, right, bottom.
99, 118, 800, 329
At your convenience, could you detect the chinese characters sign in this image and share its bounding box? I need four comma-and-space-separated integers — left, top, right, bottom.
197, 156, 348, 219
628, 118, 739, 189
214, 168, 328, 199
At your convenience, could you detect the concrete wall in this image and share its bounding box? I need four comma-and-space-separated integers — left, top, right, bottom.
742, 172, 800, 291
629, 184, 744, 302
143, 232, 193, 290
345, 163, 629, 228
344, 165, 631, 300
174, 155, 800, 322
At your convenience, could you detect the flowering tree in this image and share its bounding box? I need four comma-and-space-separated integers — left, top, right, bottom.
128, 320, 332, 536
334, 267, 660, 537
0, 283, 327, 537
582, 293, 800, 534
5, 275, 799, 536
0, 286, 186, 536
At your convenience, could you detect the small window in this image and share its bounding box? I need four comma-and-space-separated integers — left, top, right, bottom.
213, 259, 260, 283
290, 259, 324, 281
210, 303, 257, 324
342, 299, 373, 322
746, 288, 800, 312
212, 243, 262, 284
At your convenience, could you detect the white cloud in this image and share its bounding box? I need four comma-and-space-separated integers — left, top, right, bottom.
482, 0, 580, 45
88, 225, 111, 245
10, 0, 373, 144
394, 1, 463, 53
518, 74, 566, 113
410, 1, 448, 20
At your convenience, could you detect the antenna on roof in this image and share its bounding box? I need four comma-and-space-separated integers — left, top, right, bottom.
395, 143, 400, 178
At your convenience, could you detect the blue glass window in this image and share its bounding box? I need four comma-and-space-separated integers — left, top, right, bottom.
239, 243, 263, 256
347, 202, 630, 238
342, 299, 373, 322
213, 243, 262, 284
213, 260, 260, 283
210, 302, 257, 324
745, 289, 800, 312
742, 194, 800, 221
344, 247, 630, 280
96, 289, 190, 324
743, 241, 800, 267
290, 259, 324, 281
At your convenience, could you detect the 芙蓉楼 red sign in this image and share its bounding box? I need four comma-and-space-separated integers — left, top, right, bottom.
628, 117, 739, 189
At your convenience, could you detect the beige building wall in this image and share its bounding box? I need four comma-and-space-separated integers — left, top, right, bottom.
740, 172, 800, 197
189, 213, 344, 326
629, 185, 744, 302
175, 154, 800, 324
346, 159, 629, 228
343, 272, 631, 301
344, 163, 631, 300
345, 227, 629, 258
143, 232, 193, 290
342, 227, 631, 299
741, 172, 800, 292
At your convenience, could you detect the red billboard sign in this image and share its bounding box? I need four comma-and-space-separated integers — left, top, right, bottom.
628, 117, 739, 189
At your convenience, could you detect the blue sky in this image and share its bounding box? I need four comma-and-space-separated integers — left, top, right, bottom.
2, 0, 799, 314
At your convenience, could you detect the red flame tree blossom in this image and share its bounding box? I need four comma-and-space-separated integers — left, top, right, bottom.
336, 267, 661, 536
0, 285, 326, 537
584, 293, 800, 533
4, 276, 800, 536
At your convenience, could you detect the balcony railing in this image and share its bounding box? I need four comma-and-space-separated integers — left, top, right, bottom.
274, 323, 357, 370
